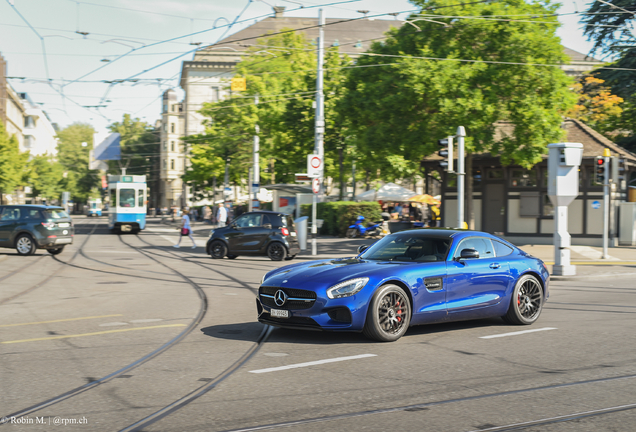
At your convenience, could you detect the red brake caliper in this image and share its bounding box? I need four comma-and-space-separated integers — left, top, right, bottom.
396, 301, 402, 322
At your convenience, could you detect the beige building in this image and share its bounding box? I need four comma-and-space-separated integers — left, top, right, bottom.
1, 53, 25, 149
160, 8, 605, 206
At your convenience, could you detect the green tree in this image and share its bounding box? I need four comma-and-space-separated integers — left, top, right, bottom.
568, 76, 624, 137
29, 155, 65, 202
341, 0, 575, 226
0, 120, 28, 204
56, 122, 99, 204
186, 30, 352, 200
107, 114, 159, 178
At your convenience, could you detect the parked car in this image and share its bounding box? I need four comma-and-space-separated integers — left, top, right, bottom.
206, 211, 300, 261
0, 205, 74, 256
257, 228, 549, 342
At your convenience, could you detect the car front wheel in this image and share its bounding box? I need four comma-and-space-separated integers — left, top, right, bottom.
16, 234, 37, 256
503, 274, 544, 325
209, 240, 227, 259
267, 242, 287, 261
363, 284, 411, 342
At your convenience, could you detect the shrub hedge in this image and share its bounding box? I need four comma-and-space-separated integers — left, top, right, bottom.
300, 201, 382, 237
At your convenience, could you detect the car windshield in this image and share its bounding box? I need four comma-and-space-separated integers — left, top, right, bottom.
361, 234, 451, 262
44, 209, 69, 219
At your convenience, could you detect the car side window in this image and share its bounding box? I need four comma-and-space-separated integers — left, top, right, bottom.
454, 237, 494, 259
263, 214, 274, 226
493, 240, 514, 257
0, 207, 20, 221
235, 214, 262, 228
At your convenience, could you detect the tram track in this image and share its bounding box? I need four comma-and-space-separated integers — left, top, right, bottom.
0, 219, 207, 423
0, 220, 99, 306
216, 372, 636, 432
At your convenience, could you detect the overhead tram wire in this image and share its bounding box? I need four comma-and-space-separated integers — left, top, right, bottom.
61, 0, 362, 88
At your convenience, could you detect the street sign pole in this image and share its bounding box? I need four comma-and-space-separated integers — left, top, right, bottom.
311, 8, 325, 257
253, 95, 260, 210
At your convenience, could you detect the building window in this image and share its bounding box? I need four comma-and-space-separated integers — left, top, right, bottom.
171, 141, 175, 151
170, 159, 175, 170
163, 141, 167, 150
487, 169, 504, 179
163, 103, 168, 113
163, 123, 167, 132
510, 169, 537, 187
171, 123, 175, 133
172, 104, 176, 112
472, 168, 482, 187
163, 159, 167, 168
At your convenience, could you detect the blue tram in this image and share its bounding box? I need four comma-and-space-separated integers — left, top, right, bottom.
107, 175, 147, 233
87, 198, 102, 217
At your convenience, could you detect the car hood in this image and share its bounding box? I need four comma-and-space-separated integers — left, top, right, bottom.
263, 257, 415, 288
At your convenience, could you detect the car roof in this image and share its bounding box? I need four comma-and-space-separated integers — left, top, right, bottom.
389, 228, 506, 241
0, 204, 65, 210
244, 211, 288, 216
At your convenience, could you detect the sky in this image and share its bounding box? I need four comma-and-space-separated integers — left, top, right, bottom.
0, 0, 597, 135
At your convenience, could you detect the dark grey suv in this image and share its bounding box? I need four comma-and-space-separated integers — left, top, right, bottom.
206, 211, 300, 261
0, 205, 74, 255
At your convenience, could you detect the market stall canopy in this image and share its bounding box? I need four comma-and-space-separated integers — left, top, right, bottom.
408, 194, 440, 205
355, 182, 416, 201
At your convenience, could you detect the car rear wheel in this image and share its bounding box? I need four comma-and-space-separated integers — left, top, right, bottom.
503, 275, 543, 325
363, 284, 411, 342
345, 228, 357, 238
16, 234, 37, 256
209, 240, 227, 259
47, 247, 65, 255
267, 242, 287, 261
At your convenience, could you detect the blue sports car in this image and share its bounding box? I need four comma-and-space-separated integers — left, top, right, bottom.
257, 229, 550, 342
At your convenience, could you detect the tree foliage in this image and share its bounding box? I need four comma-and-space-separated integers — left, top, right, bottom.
56, 122, 99, 203
0, 120, 28, 203
107, 114, 159, 178
342, 0, 574, 170
568, 76, 624, 136
185, 30, 352, 200
28, 155, 65, 202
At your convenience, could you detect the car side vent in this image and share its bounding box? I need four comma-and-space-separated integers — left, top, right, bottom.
424, 277, 443, 291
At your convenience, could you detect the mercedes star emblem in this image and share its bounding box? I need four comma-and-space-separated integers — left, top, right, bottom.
274, 290, 287, 307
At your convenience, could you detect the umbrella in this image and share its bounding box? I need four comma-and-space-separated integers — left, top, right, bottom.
355, 182, 416, 201
408, 194, 440, 205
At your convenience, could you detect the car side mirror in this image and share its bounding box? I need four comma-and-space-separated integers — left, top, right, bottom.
263, 223, 272, 229
459, 248, 479, 260
231, 223, 238, 229
357, 245, 369, 254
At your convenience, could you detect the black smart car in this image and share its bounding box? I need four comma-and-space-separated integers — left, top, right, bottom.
206, 211, 300, 261
0, 205, 74, 255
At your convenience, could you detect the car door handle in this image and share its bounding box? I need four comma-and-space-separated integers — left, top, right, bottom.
489, 263, 500, 269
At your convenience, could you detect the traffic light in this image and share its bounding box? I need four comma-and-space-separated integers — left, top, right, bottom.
438, 136, 454, 172
594, 156, 606, 185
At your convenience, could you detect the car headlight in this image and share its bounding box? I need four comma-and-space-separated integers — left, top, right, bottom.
327, 277, 369, 299
208, 229, 214, 238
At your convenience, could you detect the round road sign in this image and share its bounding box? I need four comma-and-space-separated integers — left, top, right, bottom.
312, 178, 320, 194
311, 156, 321, 169
592, 200, 601, 209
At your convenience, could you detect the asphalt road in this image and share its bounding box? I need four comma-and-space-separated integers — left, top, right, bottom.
1, 217, 635, 431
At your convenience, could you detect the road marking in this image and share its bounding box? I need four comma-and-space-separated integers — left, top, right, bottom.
249, 354, 377, 374
480, 327, 557, 339
160, 234, 206, 247
130, 318, 163, 323
1, 324, 186, 344
0, 314, 123, 328
570, 245, 619, 261
99, 322, 129, 327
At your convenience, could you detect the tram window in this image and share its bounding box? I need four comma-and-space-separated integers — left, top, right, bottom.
138, 190, 144, 207
119, 189, 136, 207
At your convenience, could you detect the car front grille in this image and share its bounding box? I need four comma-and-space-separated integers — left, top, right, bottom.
259, 286, 317, 310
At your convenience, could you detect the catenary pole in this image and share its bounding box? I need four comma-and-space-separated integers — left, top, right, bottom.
456, 126, 466, 229
312, 8, 325, 256
253, 95, 260, 210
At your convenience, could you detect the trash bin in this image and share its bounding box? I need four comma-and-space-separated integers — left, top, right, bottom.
295, 216, 308, 250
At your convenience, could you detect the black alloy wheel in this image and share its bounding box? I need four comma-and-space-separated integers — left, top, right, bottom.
209, 240, 228, 259
15, 234, 37, 256
503, 275, 544, 325
267, 242, 287, 261
47, 247, 65, 255
363, 284, 411, 342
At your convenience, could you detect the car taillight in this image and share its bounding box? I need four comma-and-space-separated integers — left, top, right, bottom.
281, 227, 290, 236
42, 222, 55, 229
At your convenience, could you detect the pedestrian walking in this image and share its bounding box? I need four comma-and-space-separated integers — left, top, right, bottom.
174, 209, 197, 249
203, 205, 212, 224
216, 203, 228, 227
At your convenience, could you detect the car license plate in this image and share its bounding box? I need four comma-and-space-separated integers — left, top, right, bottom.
270, 309, 289, 318
291, 232, 296, 237
58, 223, 70, 228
